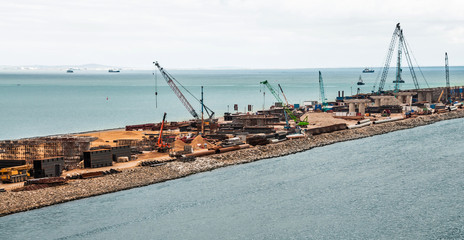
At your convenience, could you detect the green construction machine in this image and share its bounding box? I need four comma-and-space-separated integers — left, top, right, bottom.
260, 80, 308, 127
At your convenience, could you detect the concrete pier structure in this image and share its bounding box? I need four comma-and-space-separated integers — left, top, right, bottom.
370, 96, 402, 106
344, 99, 371, 115
416, 90, 434, 103
394, 92, 416, 105
403, 87, 463, 103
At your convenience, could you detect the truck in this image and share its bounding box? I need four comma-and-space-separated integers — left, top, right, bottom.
0, 165, 32, 183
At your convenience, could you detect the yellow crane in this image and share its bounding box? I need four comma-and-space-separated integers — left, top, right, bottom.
437, 89, 445, 103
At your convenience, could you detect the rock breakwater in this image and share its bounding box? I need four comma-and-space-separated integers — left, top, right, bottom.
1, 110, 464, 217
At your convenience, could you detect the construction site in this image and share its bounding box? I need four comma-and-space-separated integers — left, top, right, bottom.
1, 23, 463, 196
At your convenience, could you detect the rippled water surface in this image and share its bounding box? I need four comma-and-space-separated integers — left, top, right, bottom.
1, 118, 463, 239
1, 67, 463, 139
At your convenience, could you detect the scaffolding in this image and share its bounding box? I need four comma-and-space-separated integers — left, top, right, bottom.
0, 136, 95, 169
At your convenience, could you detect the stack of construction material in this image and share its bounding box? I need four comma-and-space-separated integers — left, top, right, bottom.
220, 137, 243, 147
26, 177, 67, 185
307, 123, 348, 134
373, 117, 403, 124
13, 177, 67, 192
215, 144, 251, 154
286, 133, 305, 139
80, 171, 105, 179
246, 135, 269, 146
348, 119, 371, 129
140, 159, 174, 166
0, 160, 26, 169
170, 144, 194, 158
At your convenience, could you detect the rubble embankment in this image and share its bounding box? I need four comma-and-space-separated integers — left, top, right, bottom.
1, 110, 464, 217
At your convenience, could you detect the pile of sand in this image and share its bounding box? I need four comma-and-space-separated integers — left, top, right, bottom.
172, 139, 187, 151
191, 135, 215, 149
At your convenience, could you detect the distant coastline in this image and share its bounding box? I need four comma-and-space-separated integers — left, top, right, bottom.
1, 65, 463, 72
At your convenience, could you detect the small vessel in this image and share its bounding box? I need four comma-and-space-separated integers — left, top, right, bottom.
357, 75, 365, 85
362, 68, 374, 73
393, 79, 405, 83
108, 69, 120, 73
66, 69, 73, 73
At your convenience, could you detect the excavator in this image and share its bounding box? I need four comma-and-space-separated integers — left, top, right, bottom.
157, 112, 171, 153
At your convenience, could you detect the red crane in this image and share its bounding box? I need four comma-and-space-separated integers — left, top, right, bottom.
157, 112, 170, 152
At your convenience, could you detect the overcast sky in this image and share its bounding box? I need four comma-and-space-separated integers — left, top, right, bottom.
1, 0, 463, 69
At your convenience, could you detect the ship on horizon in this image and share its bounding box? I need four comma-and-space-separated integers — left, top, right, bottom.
108, 69, 120, 73
357, 75, 365, 85
66, 68, 73, 73
362, 68, 374, 73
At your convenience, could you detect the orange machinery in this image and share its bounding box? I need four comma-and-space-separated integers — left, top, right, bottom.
157, 112, 171, 153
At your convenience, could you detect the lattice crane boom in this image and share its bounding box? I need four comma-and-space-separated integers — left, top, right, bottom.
278, 84, 290, 106
445, 52, 450, 103
377, 23, 401, 93
154, 62, 215, 120
445, 52, 450, 88
401, 32, 420, 89
319, 71, 327, 106
394, 30, 403, 93
154, 62, 199, 119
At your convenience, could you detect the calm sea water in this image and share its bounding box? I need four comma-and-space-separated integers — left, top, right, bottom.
1, 117, 463, 239
1, 67, 463, 140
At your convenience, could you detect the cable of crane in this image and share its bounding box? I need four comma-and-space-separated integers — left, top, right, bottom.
372, 50, 388, 93
153, 66, 158, 108
372, 24, 401, 93
162, 70, 214, 116
371, 42, 390, 93
154, 62, 216, 119
403, 38, 430, 88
